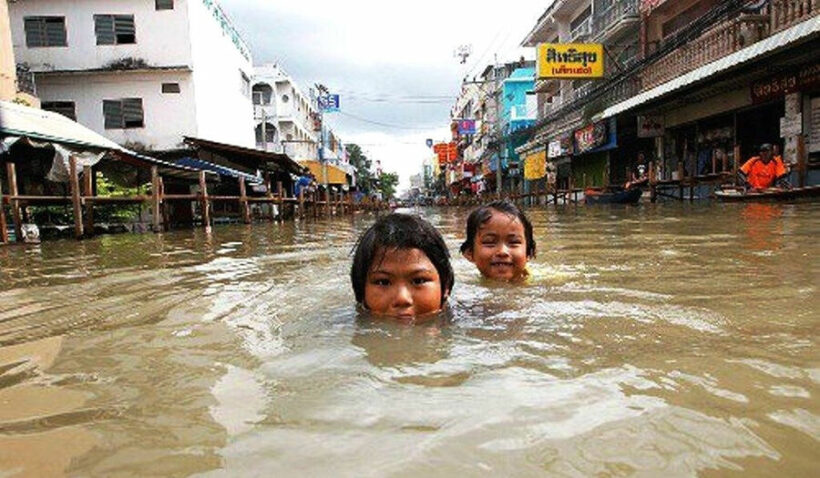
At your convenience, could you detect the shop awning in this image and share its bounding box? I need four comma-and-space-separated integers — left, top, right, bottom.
298, 160, 348, 185
601, 16, 820, 119
175, 157, 262, 184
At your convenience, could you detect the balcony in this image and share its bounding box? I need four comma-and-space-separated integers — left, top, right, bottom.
15, 64, 36, 96
641, 14, 770, 90
570, 18, 592, 41
771, 0, 819, 32
593, 0, 640, 41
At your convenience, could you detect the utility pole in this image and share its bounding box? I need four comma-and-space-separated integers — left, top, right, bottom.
494, 55, 503, 198
314, 83, 330, 215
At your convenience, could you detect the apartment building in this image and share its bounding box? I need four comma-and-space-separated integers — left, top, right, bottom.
9, 0, 255, 151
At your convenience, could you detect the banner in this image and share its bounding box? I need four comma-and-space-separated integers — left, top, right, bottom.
574, 121, 608, 153
457, 119, 476, 135
537, 43, 604, 79
524, 150, 547, 180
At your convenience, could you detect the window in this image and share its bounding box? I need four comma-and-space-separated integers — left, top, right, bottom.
42, 101, 76, 121
570, 6, 592, 32
155, 0, 174, 10
663, 1, 709, 39
162, 82, 181, 93
95, 15, 136, 45
281, 94, 289, 103
103, 98, 144, 129
255, 123, 276, 143
240, 71, 250, 97
24, 16, 67, 47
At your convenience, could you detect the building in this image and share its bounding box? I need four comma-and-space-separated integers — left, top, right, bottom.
9, 0, 255, 151
1, 0, 38, 106
518, 0, 820, 197
252, 63, 319, 161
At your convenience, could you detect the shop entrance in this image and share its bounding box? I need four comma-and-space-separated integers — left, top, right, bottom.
736, 101, 784, 161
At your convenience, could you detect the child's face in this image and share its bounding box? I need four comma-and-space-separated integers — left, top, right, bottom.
464, 210, 528, 281
364, 247, 444, 322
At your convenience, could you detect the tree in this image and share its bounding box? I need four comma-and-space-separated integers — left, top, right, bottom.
378, 172, 399, 200
346, 143, 374, 193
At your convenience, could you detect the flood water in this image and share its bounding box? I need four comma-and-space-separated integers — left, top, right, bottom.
0, 202, 818, 477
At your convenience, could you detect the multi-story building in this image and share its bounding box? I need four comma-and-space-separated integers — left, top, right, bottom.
252, 63, 319, 161
518, 0, 820, 195
1, 0, 38, 106
9, 0, 255, 151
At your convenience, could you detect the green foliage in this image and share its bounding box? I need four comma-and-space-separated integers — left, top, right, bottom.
378, 172, 399, 200
346, 143, 374, 193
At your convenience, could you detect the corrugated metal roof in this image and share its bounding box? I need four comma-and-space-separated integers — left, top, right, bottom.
602, 15, 820, 119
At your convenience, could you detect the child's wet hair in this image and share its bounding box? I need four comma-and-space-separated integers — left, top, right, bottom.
351, 213, 454, 306
459, 200, 536, 258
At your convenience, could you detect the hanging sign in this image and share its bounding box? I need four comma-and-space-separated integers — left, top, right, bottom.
318, 94, 340, 112
524, 150, 547, 180
637, 115, 664, 138
574, 121, 608, 153
457, 119, 476, 135
537, 43, 604, 79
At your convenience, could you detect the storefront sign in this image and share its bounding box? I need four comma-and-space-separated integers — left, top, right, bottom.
751, 64, 820, 104
548, 134, 572, 158
637, 115, 664, 137
433, 142, 458, 165
524, 150, 547, 180
574, 121, 608, 153
457, 119, 476, 135
537, 43, 604, 79
780, 117, 802, 137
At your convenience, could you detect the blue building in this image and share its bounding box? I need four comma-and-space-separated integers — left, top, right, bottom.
500, 67, 536, 191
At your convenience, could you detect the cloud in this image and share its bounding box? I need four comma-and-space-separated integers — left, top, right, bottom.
219, 0, 549, 190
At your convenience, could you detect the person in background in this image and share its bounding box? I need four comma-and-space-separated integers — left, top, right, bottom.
738, 143, 790, 191
625, 152, 649, 189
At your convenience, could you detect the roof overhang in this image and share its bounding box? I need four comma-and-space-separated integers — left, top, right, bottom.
183, 136, 306, 176
602, 16, 820, 119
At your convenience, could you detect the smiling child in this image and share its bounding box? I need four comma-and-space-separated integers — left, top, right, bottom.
460, 200, 536, 282
351, 214, 454, 323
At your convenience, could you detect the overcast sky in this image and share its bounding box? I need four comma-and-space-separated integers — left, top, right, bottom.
220, 0, 551, 191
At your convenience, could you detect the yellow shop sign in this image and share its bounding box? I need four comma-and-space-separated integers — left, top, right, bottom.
537, 43, 604, 79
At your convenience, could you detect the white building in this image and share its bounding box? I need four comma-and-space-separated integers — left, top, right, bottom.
9, 0, 255, 151
252, 63, 319, 161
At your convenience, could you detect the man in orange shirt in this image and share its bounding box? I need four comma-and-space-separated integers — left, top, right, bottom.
738, 143, 790, 191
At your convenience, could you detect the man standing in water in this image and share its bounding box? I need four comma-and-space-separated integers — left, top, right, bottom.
738, 143, 790, 191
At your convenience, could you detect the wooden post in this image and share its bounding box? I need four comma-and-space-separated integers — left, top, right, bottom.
265, 173, 275, 222
677, 161, 685, 200
69, 156, 84, 239
298, 188, 305, 220
6, 162, 22, 241
797, 134, 807, 188
649, 160, 657, 203
733, 145, 740, 186
324, 188, 330, 217
151, 166, 161, 232
198, 171, 211, 234
159, 177, 171, 231
0, 177, 7, 244
276, 181, 284, 223
83, 165, 94, 235
313, 190, 319, 219
239, 176, 251, 224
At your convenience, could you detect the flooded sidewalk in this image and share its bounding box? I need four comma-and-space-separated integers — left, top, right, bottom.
0, 202, 818, 476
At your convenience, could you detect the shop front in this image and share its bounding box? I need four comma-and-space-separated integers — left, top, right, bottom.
571, 118, 617, 188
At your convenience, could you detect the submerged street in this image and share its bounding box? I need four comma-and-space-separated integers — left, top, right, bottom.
1, 202, 817, 476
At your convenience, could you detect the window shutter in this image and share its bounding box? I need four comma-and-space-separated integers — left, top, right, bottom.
122, 98, 144, 128
155, 0, 174, 10
45, 17, 66, 46
24, 18, 45, 47
95, 15, 115, 45
114, 15, 136, 44
103, 100, 123, 128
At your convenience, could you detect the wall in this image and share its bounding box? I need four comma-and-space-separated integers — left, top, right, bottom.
1, 0, 16, 101
664, 87, 751, 128
187, 0, 254, 147
36, 70, 197, 150
9, 0, 193, 71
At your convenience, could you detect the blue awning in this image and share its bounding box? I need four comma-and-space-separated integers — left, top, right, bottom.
175, 157, 262, 184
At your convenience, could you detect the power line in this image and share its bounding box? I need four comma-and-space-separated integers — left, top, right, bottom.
336, 110, 441, 131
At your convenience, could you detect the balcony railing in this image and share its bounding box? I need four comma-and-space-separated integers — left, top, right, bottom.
593, 0, 639, 39
771, 0, 819, 32
570, 18, 592, 41
15, 64, 36, 96
641, 14, 770, 90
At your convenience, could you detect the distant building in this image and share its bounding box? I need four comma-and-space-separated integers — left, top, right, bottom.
9, 0, 255, 151
252, 64, 319, 161
1, 0, 38, 106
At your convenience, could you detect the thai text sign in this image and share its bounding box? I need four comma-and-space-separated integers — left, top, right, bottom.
637, 115, 664, 138
537, 43, 604, 80
751, 64, 820, 104
548, 134, 573, 158
433, 142, 458, 165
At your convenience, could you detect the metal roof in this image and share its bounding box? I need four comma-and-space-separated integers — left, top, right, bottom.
601, 15, 820, 119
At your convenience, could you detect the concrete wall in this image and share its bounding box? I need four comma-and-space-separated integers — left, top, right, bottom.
1, 0, 16, 101
36, 70, 197, 150
10, 0, 193, 71
187, 0, 254, 147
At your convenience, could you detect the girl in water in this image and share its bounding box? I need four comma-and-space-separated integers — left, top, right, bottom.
460, 200, 535, 282
351, 213, 454, 322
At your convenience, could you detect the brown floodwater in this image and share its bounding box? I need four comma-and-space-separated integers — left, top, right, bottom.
0, 202, 818, 477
